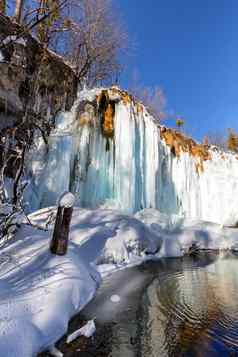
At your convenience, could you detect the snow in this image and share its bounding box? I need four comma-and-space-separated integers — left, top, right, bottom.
48, 346, 63, 357
66, 319, 96, 343
29, 207, 162, 267
58, 192, 75, 208
135, 208, 184, 232
26, 87, 238, 226
0, 207, 162, 356
135, 208, 238, 257
0, 221, 100, 356
0, 204, 238, 355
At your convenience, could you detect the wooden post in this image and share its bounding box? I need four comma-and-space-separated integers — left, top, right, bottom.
50, 192, 75, 256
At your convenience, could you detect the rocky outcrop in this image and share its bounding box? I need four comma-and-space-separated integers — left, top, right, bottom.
0, 14, 78, 130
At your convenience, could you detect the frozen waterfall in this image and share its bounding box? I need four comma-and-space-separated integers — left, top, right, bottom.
26, 87, 238, 225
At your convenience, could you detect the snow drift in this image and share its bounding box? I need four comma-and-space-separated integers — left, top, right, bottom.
26, 87, 238, 226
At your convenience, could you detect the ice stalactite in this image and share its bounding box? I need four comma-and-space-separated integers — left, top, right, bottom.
26, 87, 238, 225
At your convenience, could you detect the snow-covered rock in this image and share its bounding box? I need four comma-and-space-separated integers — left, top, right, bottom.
26, 87, 238, 226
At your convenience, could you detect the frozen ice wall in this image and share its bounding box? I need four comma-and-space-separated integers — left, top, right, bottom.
26, 87, 238, 225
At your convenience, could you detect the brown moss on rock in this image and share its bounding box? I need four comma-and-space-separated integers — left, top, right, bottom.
79, 113, 91, 127
160, 127, 211, 174
110, 87, 133, 105
195, 162, 204, 174
103, 103, 114, 138
121, 92, 132, 105
136, 102, 144, 114
98, 90, 115, 139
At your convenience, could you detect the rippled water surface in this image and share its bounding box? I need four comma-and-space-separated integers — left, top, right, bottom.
82, 253, 238, 357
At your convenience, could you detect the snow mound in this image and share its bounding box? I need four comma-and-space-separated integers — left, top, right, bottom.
29, 207, 163, 267
58, 191, 75, 208
135, 208, 184, 232
135, 208, 238, 257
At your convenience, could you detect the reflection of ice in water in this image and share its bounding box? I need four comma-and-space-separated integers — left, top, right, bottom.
82, 255, 238, 357
82, 265, 155, 357
140, 255, 238, 357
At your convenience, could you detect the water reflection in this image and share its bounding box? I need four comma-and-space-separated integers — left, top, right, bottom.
140, 253, 238, 357
82, 253, 238, 357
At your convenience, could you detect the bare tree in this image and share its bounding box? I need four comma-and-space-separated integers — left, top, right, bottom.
0, 109, 53, 243
1, 0, 126, 86
205, 131, 227, 150
129, 80, 167, 121
22, 0, 69, 32
14, 0, 24, 22
0, 0, 127, 243
62, 0, 127, 86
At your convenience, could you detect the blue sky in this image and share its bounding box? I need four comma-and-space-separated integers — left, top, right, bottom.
118, 0, 238, 141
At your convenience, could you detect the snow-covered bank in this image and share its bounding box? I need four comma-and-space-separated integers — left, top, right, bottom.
136, 208, 238, 257
1, 206, 238, 356
29, 207, 162, 270
0, 224, 100, 356
0, 207, 161, 356
26, 87, 238, 226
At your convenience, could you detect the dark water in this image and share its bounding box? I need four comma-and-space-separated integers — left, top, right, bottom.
82, 252, 238, 357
